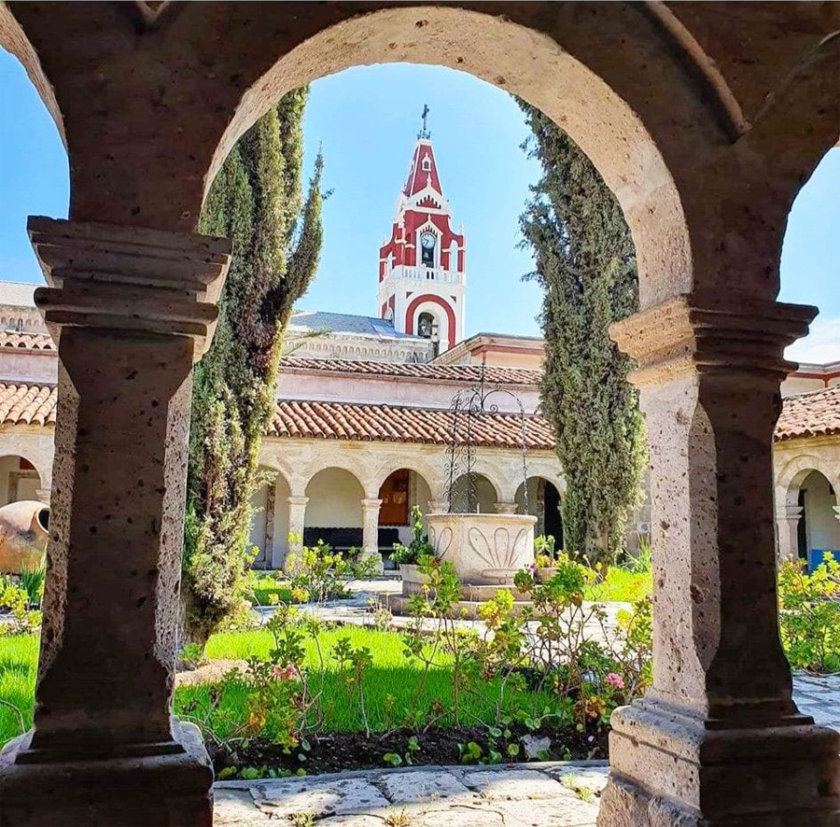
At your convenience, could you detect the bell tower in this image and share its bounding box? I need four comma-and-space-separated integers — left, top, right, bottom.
378, 106, 466, 354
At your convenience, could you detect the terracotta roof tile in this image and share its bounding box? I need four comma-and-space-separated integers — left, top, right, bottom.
0, 384, 57, 426
279, 358, 541, 386
0, 331, 55, 351
775, 386, 840, 441
268, 400, 555, 450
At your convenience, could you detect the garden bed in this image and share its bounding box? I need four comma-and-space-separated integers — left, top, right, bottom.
209, 722, 607, 778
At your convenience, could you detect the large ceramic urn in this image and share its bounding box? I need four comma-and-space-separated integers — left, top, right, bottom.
0, 500, 50, 574
425, 511, 536, 585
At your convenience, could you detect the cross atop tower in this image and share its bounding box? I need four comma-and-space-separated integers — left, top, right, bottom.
418, 104, 430, 139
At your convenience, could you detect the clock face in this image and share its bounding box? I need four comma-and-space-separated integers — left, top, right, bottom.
420, 232, 436, 249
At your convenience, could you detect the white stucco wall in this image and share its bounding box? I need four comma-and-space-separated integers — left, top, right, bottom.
305, 467, 364, 528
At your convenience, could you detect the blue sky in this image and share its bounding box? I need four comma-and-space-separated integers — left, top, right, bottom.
1, 52, 838, 360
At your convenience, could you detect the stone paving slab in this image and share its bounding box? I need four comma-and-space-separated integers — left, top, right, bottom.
215, 761, 608, 826
251, 776, 390, 819
378, 769, 480, 804
461, 768, 579, 801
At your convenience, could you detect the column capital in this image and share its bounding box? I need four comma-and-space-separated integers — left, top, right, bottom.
287, 495, 309, 507
833, 505, 840, 522
494, 501, 518, 514
610, 292, 816, 387
28, 216, 231, 362
362, 498, 383, 509
777, 504, 804, 521
428, 500, 449, 514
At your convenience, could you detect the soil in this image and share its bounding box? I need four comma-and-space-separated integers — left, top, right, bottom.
208, 723, 608, 777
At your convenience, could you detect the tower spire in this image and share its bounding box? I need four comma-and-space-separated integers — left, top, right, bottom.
418, 104, 430, 139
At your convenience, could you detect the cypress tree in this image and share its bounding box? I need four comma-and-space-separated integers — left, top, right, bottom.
182, 89, 324, 645
519, 103, 645, 564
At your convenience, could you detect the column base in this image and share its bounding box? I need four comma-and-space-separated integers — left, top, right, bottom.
598, 700, 840, 826
0, 719, 213, 827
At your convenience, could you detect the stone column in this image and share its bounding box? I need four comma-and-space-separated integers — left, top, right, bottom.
0, 217, 230, 827
361, 497, 384, 574
263, 478, 276, 570
34, 488, 50, 505
776, 504, 804, 563
286, 495, 308, 566
428, 499, 449, 514
598, 294, 840, 826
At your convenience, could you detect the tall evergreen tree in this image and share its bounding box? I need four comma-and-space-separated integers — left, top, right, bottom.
519, 103, 645, 563
182, 89, 324, 644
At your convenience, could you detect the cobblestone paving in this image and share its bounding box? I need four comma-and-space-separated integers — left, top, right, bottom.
214, 761, 609, 826
213, 674, 840, 825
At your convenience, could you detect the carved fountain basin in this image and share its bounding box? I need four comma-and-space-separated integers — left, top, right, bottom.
426, 512, 536, 586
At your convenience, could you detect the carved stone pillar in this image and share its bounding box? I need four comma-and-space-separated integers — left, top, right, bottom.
361, 497, 384, 574
0, 218, 230, 827
598, 294, 840, 826
286, 495, 308, 565
776, 504, 804, 563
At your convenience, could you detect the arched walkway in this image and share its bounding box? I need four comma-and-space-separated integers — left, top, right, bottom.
515, 476, 563, 543
4, 6, 840, 826
449, 472, 499, 515
0, 454, 42, 506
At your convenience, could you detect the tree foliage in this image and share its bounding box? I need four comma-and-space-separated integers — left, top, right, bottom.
519, 103, 645, 563
182, 89, 324, 644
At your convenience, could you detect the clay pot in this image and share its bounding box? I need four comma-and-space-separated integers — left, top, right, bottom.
0, 500, 50, 574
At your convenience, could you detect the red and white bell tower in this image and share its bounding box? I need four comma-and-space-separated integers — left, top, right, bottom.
378, 107, 466, 354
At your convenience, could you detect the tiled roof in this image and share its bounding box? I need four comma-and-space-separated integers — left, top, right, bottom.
0, 384, 57, 426
280, 358, 541, 386
775, 386, 840, 441
268, 400, 555, 449
0, 331, 55, 351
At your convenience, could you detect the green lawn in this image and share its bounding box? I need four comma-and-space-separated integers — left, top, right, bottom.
1, 627, 557, 746
0, 634, 38, 744
584, 567, 651, 603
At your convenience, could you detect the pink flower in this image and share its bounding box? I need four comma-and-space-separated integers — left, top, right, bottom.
605, 672, 624, 690
272, 664, 300, 681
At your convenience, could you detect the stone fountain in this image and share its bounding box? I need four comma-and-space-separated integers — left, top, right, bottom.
401, 370, 536, 605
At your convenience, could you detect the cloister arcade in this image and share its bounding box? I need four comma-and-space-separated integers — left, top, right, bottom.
1, 3, 839, 826
249, 443, 564, 569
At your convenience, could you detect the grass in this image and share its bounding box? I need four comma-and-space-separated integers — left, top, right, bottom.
584, 566, 652, 603
0, 634, 38, 744
189, 625, 556, 737
247, 574, 294, 607
0, 626, 557, 746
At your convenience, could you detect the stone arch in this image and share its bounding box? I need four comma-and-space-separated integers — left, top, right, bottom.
373, 460, 443, 498
304, 466, 366, 542
0, 5, 66, 147
205, 5, 692, 309
776, 453, 840, 507
449, 471, 500, 514
0, 452, 45, 505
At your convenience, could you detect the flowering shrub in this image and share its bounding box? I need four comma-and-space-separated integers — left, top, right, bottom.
778, 554, 840, 674
534, 534, 558, 568
390, 507, 435, 565
285, 537, 378, 604
0, 575, 41, 636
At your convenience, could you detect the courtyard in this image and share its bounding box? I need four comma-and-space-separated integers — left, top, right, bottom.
1, 3, 840, 827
